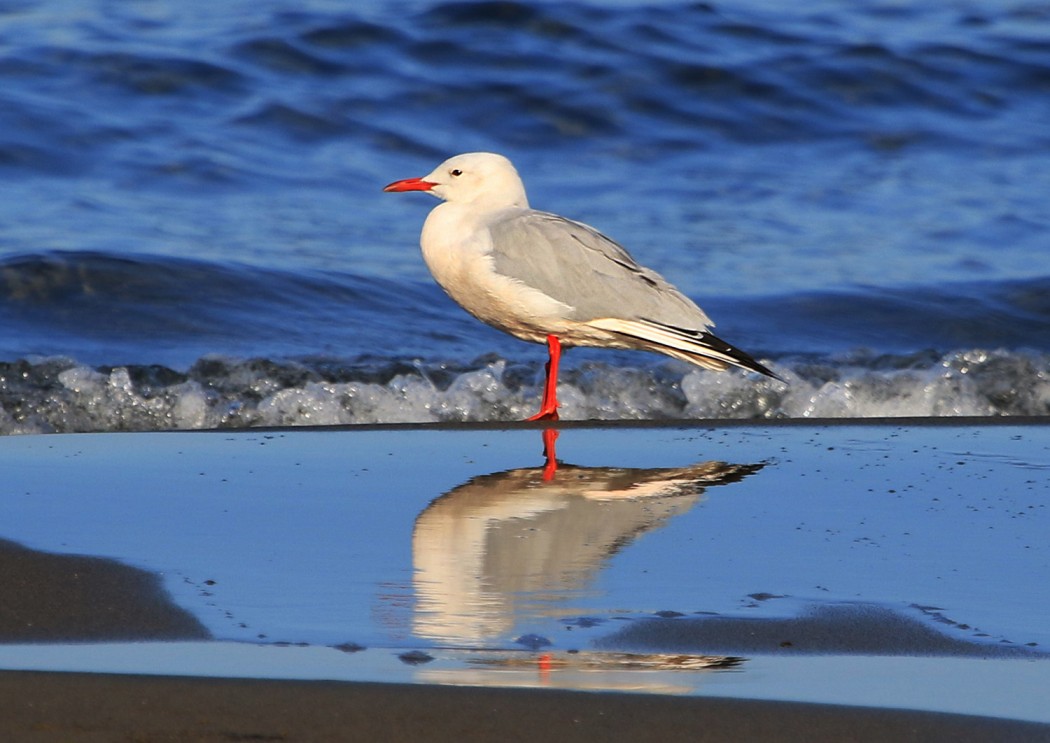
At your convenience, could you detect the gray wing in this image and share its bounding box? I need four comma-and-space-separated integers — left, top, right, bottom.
488, 210, 714, 329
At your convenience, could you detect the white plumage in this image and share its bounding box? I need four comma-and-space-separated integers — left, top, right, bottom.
385, 152, 778, 420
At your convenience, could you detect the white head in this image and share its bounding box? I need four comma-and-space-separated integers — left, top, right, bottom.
384, 152, 530, 210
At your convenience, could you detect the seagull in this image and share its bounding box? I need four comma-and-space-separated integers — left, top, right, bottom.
384, 152, 779, 421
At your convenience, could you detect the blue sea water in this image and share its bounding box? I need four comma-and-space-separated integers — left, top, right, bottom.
1, 0, 1048, 431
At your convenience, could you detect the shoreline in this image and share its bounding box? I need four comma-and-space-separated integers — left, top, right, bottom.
178, 413, 1050, 435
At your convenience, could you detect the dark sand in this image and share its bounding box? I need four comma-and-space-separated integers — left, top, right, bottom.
3, 671, 1050, 743
597, 601, 1049, 658
0, 538, 209, 643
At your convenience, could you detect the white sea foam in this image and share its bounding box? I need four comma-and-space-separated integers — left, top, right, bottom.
1, 349, 1045, 435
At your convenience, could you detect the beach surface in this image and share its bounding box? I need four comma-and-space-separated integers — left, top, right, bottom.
4, 670, 1049, 742
1, 419, 1048, 739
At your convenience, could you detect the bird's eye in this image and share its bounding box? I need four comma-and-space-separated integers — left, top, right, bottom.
450, 168, 463, 177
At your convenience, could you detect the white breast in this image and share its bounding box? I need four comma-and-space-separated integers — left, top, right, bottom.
420, 203, 574, 344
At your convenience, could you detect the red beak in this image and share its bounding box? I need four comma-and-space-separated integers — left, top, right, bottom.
383, 177, 436, 193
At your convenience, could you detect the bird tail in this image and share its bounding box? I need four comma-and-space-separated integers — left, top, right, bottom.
588, 318, 782, 381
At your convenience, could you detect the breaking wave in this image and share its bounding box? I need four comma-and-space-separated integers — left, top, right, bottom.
1, 348, 1046, 434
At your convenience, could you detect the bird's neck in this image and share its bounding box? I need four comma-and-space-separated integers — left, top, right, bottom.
456, 185, 529, 212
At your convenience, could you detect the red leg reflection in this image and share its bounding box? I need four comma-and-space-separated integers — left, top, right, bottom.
525, 334, 561, 422
541, 427, 559, 481
537, 652, 553, 682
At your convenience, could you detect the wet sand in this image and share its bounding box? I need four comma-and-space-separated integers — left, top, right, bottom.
10, 540, 1045, 742
0, 538, 209, 643
3, 670, 1049, 742
1, 419, 1048, 740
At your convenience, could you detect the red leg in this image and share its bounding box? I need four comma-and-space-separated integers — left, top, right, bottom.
525, 334, 561, 422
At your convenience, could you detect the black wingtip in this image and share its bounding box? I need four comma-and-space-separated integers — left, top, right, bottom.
698, 330, 784, 382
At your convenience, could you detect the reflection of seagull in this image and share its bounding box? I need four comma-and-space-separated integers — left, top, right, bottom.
468, 650, 743, 672
418, 648, 744, 694
412, 459, 764, 643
